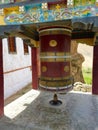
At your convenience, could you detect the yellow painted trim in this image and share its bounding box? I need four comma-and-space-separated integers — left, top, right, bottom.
0, 15, 5, 25
75, 38, 94, 46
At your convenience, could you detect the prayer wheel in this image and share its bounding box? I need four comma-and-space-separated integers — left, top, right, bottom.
39, 26, 73, 92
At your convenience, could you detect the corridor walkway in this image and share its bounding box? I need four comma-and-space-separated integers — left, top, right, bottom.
0, 89, 98, 130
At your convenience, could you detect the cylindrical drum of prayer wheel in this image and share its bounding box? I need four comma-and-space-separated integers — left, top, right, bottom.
39, 26, 74, 92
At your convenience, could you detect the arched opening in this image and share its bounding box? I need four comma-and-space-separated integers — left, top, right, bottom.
72, 42, 93, 92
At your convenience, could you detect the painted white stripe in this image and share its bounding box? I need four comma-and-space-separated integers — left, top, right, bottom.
39, 28, 71, 34
40, 84, 72, 90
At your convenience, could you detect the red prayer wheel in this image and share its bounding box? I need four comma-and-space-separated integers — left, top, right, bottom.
39, 26, 73, 92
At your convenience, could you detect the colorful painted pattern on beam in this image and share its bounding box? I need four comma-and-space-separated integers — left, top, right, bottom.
0, 3, 98, 25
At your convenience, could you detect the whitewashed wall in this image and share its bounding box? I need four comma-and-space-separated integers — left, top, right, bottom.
3, 37, 32, 99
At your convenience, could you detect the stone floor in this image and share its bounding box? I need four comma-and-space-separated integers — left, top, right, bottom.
0, 89, 98, 130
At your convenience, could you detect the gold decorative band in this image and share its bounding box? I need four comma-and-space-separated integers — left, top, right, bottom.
39, 78, 73, 87
40, 58, 71, 62
39, 28, 72, 36
40, 76, 71, 81
39, 84, 73, 91
40, 55, 71, 59
40, 52, 70, 56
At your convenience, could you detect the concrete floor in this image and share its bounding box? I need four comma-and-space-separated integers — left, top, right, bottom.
0, 90, 98, 130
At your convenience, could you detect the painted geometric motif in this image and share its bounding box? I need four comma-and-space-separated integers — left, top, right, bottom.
0, 2, 98, 25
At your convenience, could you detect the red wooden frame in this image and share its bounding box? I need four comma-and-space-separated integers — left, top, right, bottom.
31, 47, 39, 90
92, 45, 98, 95
48, 0, 67, 9
0, 38, 4, 117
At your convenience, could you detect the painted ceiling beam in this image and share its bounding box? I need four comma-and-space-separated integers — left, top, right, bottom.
72, 16, 98, 32
0, 25, 22, 38
72, 31, 95, 39
0, 16, 97, 36
0, 19, 71, 38
0, 1, 97, 26
0, 24, 39, 40
19, 25, 39, 41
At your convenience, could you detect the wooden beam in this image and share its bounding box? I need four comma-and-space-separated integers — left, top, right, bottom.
72, 31, 95, 39
0, 25, 39, 41
74, 38, 94, 46
72, 21, 93, 31
20, 25, 39, 41
0, 25, 22, 38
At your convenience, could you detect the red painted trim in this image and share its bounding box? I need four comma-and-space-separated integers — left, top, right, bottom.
0, 38, 4, 117
4, 66, 31, 74
31, 48, 38, 90
48, 0, 67, 5
48, 0, 67, 9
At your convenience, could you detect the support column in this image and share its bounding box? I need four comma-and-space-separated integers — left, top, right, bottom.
0, 38, 4, 117
92, 45, 98, 95
31, 47, 38, 90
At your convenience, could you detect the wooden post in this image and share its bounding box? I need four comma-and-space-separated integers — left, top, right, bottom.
92, 45, 98, 94
0, 38, 4, 117
31, 47, 38, 90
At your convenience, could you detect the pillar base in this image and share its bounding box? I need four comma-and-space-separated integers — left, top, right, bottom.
49, 94, 62, 106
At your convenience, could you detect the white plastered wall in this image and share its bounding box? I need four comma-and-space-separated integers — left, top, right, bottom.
3, 37, 32, 99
